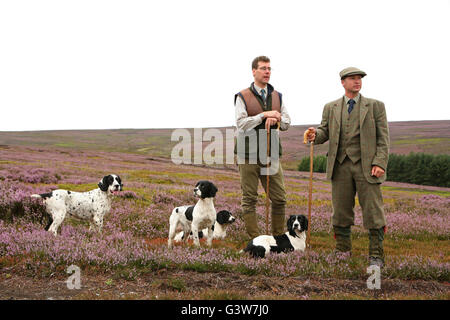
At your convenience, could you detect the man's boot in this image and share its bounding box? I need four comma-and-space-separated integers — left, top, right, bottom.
271, 213, 285, 236
242, 212, 259, 239
333, 226, 352, 254
369, 227, 385, 267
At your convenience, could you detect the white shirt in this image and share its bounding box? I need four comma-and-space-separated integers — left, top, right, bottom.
234, 84, 291, 132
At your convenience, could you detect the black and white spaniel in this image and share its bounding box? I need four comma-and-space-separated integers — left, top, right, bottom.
31, 174, 123, 235
168, 180, 218, 248
243, 215, 308, 258
173, 210, 236, 242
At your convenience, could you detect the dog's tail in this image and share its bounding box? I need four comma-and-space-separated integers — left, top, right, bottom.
31, 192, 53, 199
30, 193, 53, 231
239, 241, 251, 254
241, 242, 266, 258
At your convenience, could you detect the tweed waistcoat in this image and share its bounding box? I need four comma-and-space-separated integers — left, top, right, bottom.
337, 98, 362, 164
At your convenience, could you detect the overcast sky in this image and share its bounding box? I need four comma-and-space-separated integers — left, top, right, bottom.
1, 0, 449, 131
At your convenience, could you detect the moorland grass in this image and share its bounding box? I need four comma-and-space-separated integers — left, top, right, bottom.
0, 144, 448, 299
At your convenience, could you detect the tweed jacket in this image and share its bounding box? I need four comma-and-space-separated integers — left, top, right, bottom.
314, 94, 390, 183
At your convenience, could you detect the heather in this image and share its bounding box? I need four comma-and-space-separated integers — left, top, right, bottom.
1, 221, 447, 282
0, 145, 449, 288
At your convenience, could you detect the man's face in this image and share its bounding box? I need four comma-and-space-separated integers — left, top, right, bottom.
341, 75, 362, 94
252, 61, 271, 86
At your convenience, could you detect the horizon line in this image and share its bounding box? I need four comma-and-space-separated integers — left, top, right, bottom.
1, 119, 449, 133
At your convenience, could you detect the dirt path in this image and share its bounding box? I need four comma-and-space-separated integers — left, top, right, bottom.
1, 269, 448, 300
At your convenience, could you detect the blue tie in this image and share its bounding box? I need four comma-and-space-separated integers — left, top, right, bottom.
348, 99, 355, 114
261, 89, 266, 103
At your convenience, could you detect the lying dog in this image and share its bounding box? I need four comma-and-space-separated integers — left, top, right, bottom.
173, 210, 236, 242
243, 215, 308, 258
168, 180, 218, 248
31, 174, 123, 235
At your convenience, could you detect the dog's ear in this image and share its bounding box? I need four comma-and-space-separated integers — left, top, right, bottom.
98, 175, 112, 192
211, 184, 218, 197
115, 175, 123, 190
107, 175, 114, 186
300, 215, 308, 232
287, 215, 296, 236
286, 215, 295, 229
216, 210, 229, 224
98, 181, 106, 192
204, 181, 218, 198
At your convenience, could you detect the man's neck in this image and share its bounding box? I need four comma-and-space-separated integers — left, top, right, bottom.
254, 81, 267, 90
345, 91, 360, 99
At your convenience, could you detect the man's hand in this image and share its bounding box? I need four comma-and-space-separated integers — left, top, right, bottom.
304, 127, 316, 142
263, 111, 281, 122
265, 117, 278, 131
371, 165, 385, 178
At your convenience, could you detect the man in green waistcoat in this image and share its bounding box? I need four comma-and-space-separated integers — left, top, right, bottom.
234, 56, 291, 239
305, 67, 389, 267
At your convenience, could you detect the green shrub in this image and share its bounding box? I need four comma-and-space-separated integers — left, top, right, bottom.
387, 152, 449, 187
297, 155, 327, 173
297, 152, 450, 187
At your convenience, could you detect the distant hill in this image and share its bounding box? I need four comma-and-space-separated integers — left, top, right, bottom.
1, 120, 449, 171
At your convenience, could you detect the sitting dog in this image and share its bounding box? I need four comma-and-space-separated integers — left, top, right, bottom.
31, 174, 123, 235
168, 180, 218, 248
173, 210, 236, 242
243, 215, 308, 258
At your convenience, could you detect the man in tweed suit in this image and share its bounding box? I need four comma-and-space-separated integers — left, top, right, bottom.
305, 67, 389, 267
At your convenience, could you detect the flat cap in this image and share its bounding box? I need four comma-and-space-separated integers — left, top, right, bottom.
339, 67, 367, 79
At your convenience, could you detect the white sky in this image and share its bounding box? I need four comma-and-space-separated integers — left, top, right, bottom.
1, 0, 449, 131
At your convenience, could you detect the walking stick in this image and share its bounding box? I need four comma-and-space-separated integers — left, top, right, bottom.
307, 141, 314, 248
266, 121, 280, 235
266, 127, 270, 235
303, 129, 314, 249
